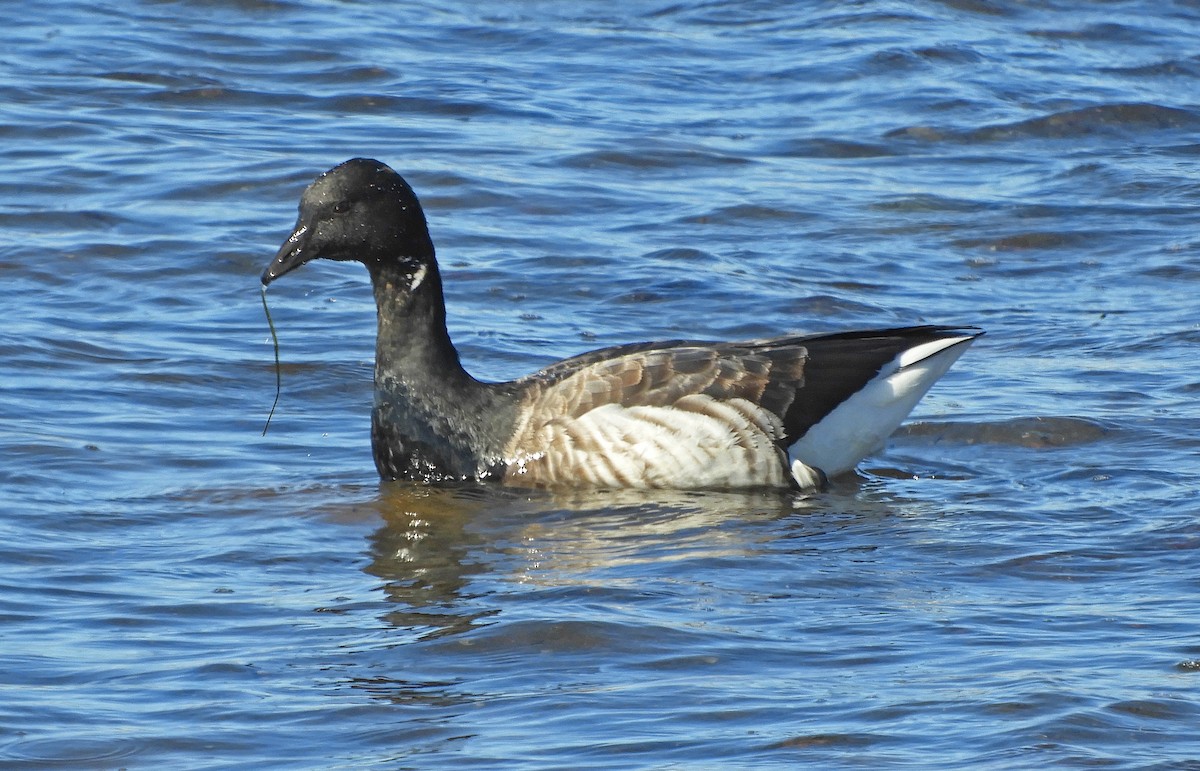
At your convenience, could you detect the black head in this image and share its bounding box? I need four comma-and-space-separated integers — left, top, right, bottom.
261, 158, 435, 286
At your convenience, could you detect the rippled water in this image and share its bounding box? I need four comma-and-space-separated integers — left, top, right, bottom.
4, 1, 1200, 767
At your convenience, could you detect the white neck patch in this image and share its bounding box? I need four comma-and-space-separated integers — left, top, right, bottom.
409, 264, 428, 291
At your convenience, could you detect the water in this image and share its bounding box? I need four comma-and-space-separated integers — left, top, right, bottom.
4, 1, 1200, 767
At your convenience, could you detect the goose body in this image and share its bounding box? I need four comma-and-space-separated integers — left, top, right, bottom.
262, 158, 980, 490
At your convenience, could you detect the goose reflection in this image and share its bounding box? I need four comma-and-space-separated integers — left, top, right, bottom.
350, 480, 919, 711
363, 484, 502, 639
363, 484, 808, 638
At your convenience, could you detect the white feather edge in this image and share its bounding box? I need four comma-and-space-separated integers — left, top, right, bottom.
787, 334, 976, 480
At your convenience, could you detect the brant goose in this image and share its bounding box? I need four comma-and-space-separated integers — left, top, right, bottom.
262, 158, 980, 490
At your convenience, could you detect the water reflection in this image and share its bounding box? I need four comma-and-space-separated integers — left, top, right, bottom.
364, 485, 499, 639
495, 488, 804, 585
363, 484, 822, 638
347, 480, 954, 724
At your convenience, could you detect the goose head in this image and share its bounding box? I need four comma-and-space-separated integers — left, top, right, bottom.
262, 158, 435, 287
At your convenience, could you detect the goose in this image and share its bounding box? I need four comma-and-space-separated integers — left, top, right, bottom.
261, 158, 980, 490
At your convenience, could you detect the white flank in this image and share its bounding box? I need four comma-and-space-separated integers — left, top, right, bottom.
788, 335, 976, 478
506, 396, 789, 489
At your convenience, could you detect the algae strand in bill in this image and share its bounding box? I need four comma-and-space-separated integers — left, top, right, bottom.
261, 285, 282, 436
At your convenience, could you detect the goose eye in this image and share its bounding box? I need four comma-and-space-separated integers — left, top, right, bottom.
332, 201, 351, 214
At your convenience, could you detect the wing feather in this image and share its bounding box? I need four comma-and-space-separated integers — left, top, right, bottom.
499, 326, 978, 488
522, 345, 807, 419
502, 343, 808, 487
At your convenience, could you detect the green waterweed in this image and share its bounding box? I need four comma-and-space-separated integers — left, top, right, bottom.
261, 285, 282, 436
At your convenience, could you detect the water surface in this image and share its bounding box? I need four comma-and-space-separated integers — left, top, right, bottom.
3, 1, 1200, 768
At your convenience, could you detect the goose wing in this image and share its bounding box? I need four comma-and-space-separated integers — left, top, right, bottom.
502, 342, 808, 488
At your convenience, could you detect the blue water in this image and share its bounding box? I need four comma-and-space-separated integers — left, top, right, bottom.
4, 1, 1200, 768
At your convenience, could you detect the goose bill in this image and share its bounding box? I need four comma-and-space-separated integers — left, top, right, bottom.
261, 223, 313, 286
